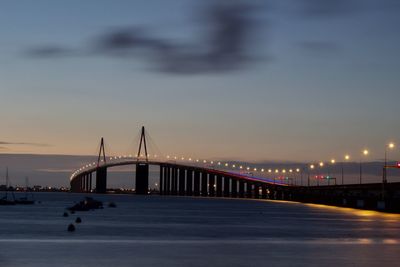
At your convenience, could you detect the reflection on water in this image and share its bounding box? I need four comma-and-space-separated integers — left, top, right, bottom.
1, 192, 400, 267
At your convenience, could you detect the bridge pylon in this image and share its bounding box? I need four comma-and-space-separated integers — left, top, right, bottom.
95, 137, 107, 193
97, 137, 106, 167
136, 126, 149, 194
136, 126, 148, 162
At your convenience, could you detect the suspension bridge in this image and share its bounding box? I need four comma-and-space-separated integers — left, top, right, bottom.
70, 127, 400, 212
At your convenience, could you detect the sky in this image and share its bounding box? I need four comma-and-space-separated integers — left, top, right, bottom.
1, 0, 400, 177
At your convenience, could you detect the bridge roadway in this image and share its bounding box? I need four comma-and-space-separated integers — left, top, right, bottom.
70, 160, 400, 212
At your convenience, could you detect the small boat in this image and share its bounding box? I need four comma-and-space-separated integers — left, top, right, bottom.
15, 177, 35, 205
15, 197, 35, 205
0, 167, 15, 205
0, 197, 16, 205
67, 197, 103, 212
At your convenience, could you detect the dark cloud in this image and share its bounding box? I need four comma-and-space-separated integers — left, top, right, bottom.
298, 41, 340, 54
0, 141, 51, 147
97, 2, 256, 74
301, 0, 359, 17
26, 1, 260, 74
95, 28, 168, 55
26, 46, 75, 58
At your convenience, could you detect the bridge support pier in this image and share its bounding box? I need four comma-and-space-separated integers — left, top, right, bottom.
201, 172, 208, 197
70, 177, 80, 192
172, 167, 178, 195
89, 173, 93, 192
254, 183, 260, 199
96, 167, 107, 194
246, 182, 253, 198
136, 163, 149, 195
216, 175, 223, 197
179, 168, 185, 196
231, 179, 238, 198
224, 177, 230, 197
194, 171, 200, 196
186, 170, 193, 196
166, 167, 171, 195
81, 176, 86, 192
209, 174, 215, 197
239, 180, 245, 198
159, 166, 164, 195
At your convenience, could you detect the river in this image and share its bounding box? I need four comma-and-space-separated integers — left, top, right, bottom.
1, 192, 399, 266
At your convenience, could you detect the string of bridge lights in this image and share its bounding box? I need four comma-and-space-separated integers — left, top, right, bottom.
71, 142, 398, 181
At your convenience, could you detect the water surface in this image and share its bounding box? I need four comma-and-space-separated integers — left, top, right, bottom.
1, 193, 399, 266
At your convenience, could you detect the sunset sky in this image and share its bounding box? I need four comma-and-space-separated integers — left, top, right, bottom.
1, 0, 400, 163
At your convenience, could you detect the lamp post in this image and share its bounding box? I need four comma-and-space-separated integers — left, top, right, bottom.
308, 164, 315, 187
384, 143, 395, 184
382, 143, 395, 200
360, 149, 369, 184
341, 155, 350, 185
329, 159, 336, 185
296, 168, 301, 186
318, 162, 324, 186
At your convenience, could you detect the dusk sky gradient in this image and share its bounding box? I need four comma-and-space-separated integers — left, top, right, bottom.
1, 0, 400, 164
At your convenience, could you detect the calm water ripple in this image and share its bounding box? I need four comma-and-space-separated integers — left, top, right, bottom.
1, 192, 400, 267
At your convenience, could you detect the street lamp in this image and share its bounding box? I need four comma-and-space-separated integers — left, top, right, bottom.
329, 159, 336, 186
317, 162, 324, 186
295, 168, 301, 186
308, 164, 315, 187
384, 142, 395, 184
341, 155, 350, 185
360, 149, 369, 184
